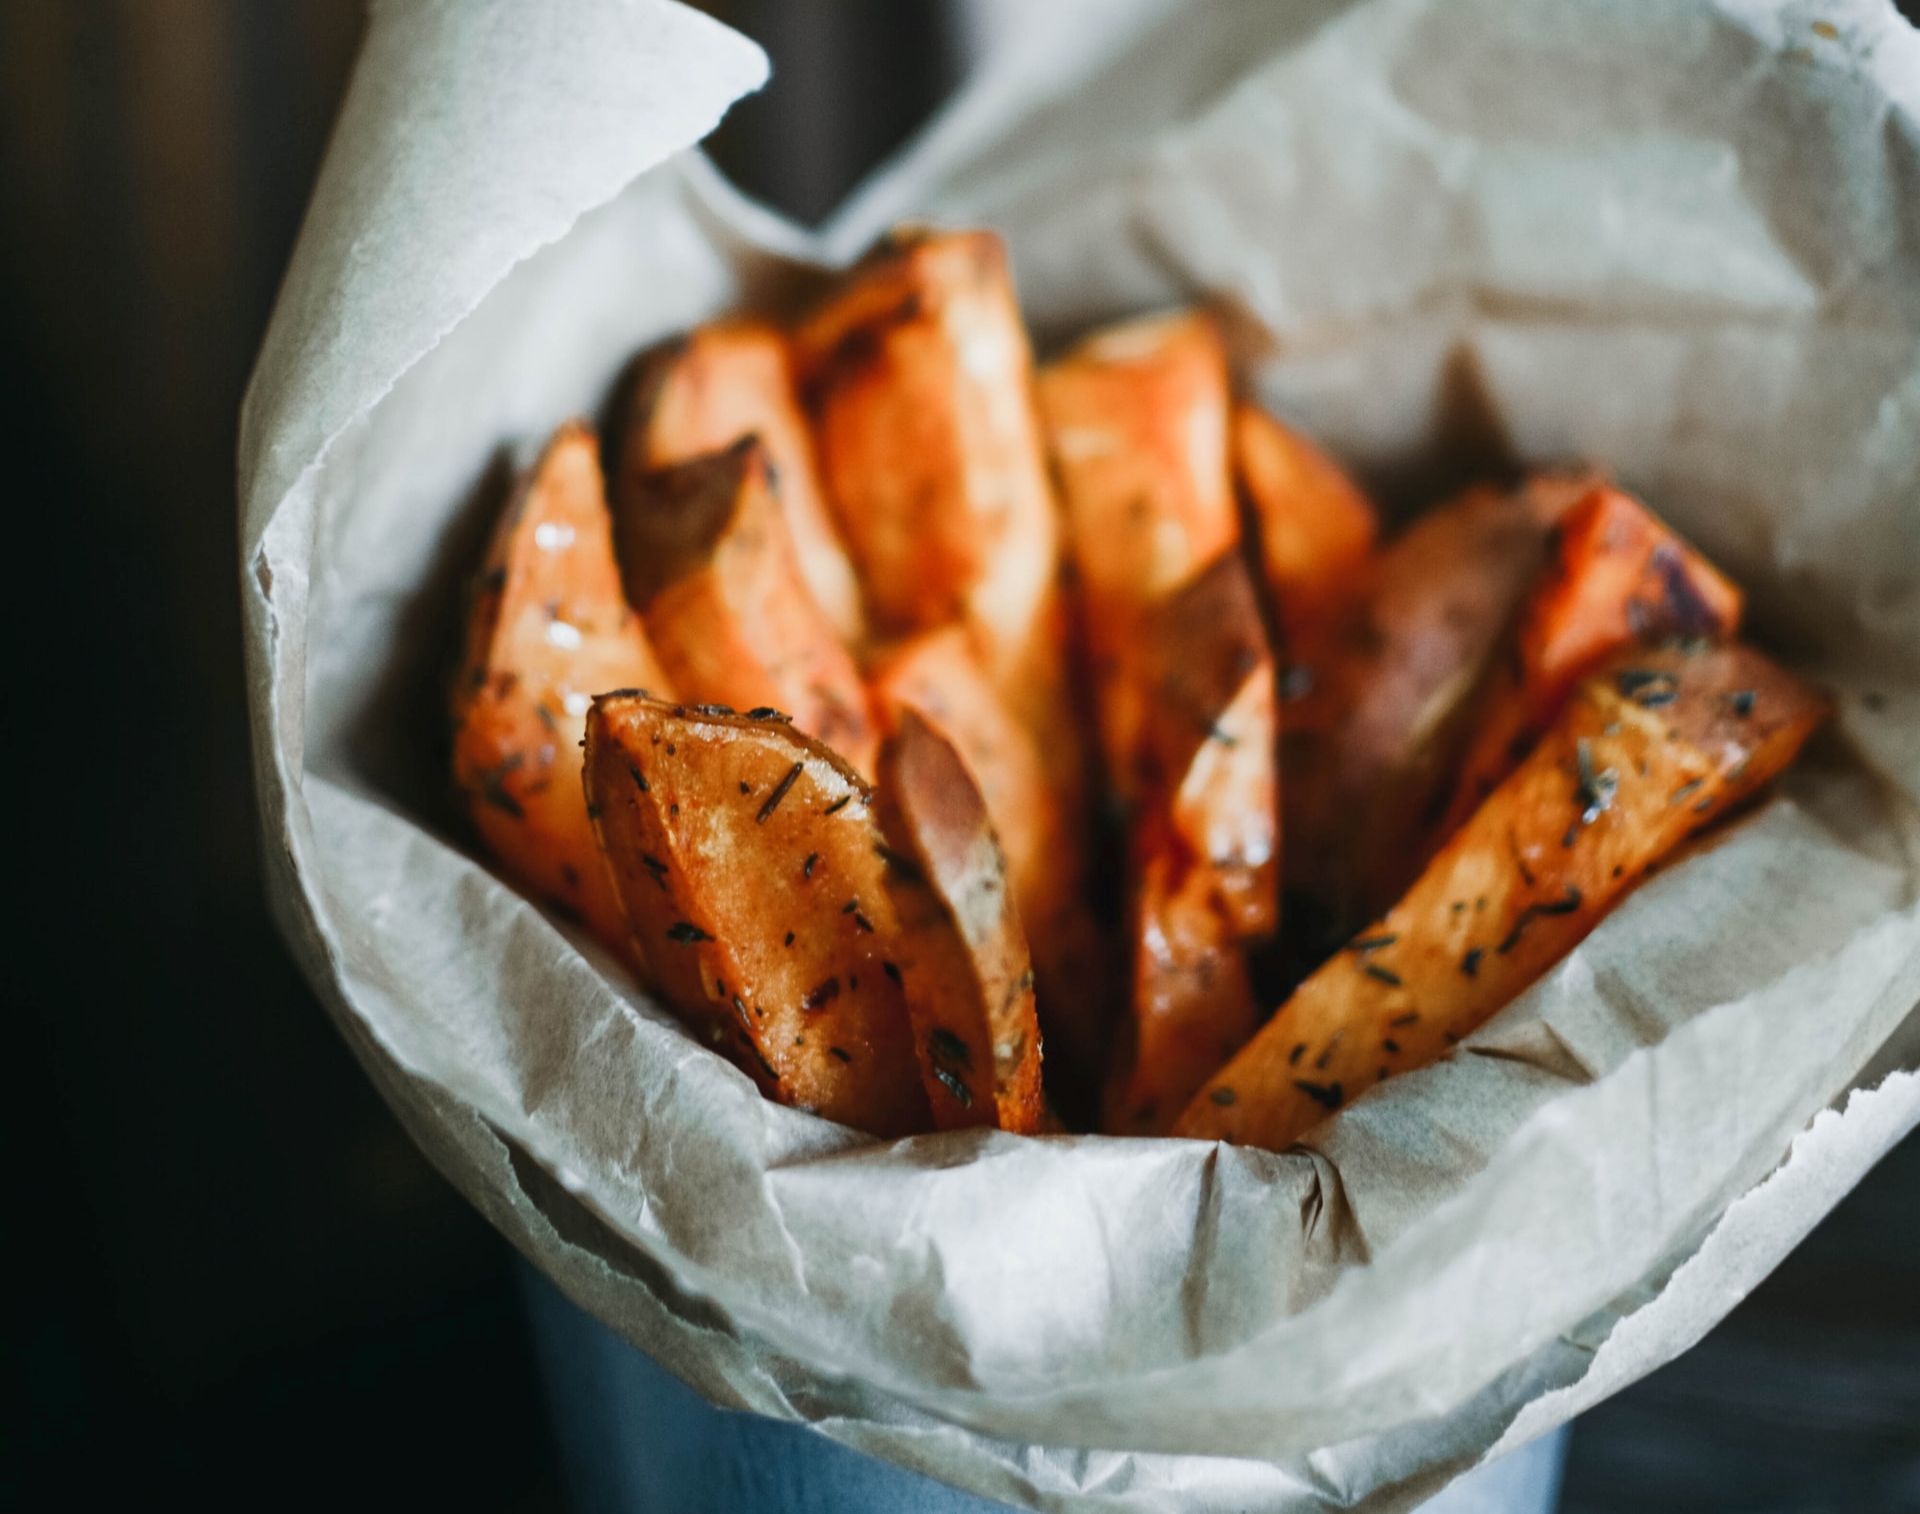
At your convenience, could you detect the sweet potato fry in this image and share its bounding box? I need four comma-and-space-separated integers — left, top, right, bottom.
1233, 400, 1378, 643
869, 628, 1111, 1093
1038, 309, 1240, 790
609, 319, 865, 643
793, 227, 1086, 858
1103, 552, 1278, 1133
611, 437, 878, 777
875, 710, 1045, 1133
1106, 812, 1264, 1137
1283, 481, 1568, 934
452, 422, 673, 957
1176, 640, 1830, 1150
583, 695, 931, 1137
1434, 481, 1744, 842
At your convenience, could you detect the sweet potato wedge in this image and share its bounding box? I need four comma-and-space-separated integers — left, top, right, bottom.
1283, 481, 1568, 934
1176, 640, 1830, 1150
1233, 400, 1378, 644
583, 695, 931, 1138
1102, 552, 1278, 1133
1038, 309, 1240, 790
452, 422, 673, 956
1434, 481, 1744, 842
869, 627, 1111, 1094
875, 710, 1045, 1133
793, 227, 1087, 850
609, 318, 865, 643
1104, 810, 1263, 1136
611, 436, 878, 777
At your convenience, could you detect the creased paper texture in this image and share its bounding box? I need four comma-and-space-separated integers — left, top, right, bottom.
241, 1, 1920, 1509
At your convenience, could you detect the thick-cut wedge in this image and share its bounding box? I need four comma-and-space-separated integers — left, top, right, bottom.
1038, 309, 1240, 790
875, 711, 1045, 1133
1176, 641, 1830, 1150
583, 695, 931, 1138
870, 628, 1111, 1094
611, 436, 878, 777
1434, 481, 1744, 842
1105, 812, 1262, 1136
1134, 552, 1280, 940
609, 319, 865, 642
1233, 401, 1378, 644
793, 226, 1085, 850
453, 422, 673, 956
1283, 481, 1568, 934
1103, 552, 1278, 1134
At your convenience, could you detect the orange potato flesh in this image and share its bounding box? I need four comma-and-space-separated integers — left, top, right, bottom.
1435, 481, 1745, 842
1102, 552, 1278, 1133
1177, 641, 1830, 1150
609, 318, 866, 643
1105, 811, 1262, 1136
452, 421, 673, 959
1233, 401, 1378, 644
869, 628, 1112, 1094
875, 710, 1045, 1133
793, 227, 1087, 859
1038, 309, 1240, 791
1282, 481, 1568, 935
583, 695, 932, 1138
611, 437, 878, 777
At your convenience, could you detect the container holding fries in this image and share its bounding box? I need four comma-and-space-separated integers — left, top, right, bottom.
241, 1, 1920, 1509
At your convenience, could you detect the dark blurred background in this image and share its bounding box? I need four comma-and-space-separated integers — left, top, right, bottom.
5, 2, 1914, 1509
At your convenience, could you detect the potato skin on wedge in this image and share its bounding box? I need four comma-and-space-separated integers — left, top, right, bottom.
1434, 481, 1743, 842
608, 318, 865, 643
584, 695, 931, 1138
1176, 640, 1830, 1150
1233, 401, 1378, 644
875, 711, 1045, 1133
870, 628, 1111, 1096
611, 436, 878, 777
1283, 481, 1568, 935
453, 422, 672, 957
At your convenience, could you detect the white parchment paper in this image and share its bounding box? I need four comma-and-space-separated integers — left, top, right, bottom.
240, 1, 1920, 1508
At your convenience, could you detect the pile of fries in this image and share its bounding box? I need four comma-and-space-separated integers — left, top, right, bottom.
450, 226, 1828, 1149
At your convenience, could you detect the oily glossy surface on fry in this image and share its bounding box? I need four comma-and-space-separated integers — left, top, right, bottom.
1233, 400, 1378, 644
1283, 480, 1567, 935
1436, 481, 1744, 842
1176, 640, 1831, 1150
584, 695, 932, 1138
609, 318, 866, 643
612, 437, 877, 776
452, 422, 672, 957
876, 711, 1044, 1133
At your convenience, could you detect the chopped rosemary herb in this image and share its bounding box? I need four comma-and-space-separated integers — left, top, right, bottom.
756, 763, 803, 823
803, 851, 819, 879
665, 921, 711, 944
1574, 737, 1619, 824
1210, 1086, 1237, 1106
933, 1066, 970, 1105
1348, 933, 1398, 953
822, 794, 853, 816
802, 978, 841, 1012
930, 1028, 971, 1068
1496, 885, 1583, 954
1293, 1079, 1343, 1110
829, 1046, 853, 1063
1461, 946, 1484, 978
1362, 962, 1403, 987
1616, 668, 1679, 706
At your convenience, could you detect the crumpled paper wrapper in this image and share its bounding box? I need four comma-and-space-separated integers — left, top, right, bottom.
239, 0, 1920, 1508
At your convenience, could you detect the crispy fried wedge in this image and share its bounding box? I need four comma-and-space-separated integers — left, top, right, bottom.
793, 226, 1087, 874
1038, 309, 1240, 791
1176, 641, 1830, 1150
609, 318, 865, 643
583, 695, 931, 1137
453, 422, 672, 956
1434, 481, 1744, 842
875, 711, 1045, 1133
869, 627, 1111, 1093
1233, 400, 1378, 644
1103, 553, 1278, 1134
1283, 481, 1568, 934
612, 436, 878, 777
